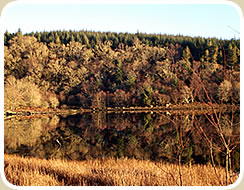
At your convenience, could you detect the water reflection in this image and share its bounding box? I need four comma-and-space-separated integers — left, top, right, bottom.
4, 111, 240, 172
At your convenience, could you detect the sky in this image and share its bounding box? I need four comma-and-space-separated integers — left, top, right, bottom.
1, 1, 242, 39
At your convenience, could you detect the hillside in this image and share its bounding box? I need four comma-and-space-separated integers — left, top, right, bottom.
4, 30, 240, 110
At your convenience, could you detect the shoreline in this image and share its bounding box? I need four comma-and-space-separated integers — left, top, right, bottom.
4, 103, 239, 118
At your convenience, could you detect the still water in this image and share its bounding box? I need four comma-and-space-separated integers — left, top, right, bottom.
4, 111, 240, 171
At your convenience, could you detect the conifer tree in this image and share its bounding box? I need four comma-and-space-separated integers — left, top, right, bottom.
55, 33, 61, 44
17, 28, 22, 37
226, 43, 238, 69
83, 33, 89, 46
182, 46, 191, 62
115, 59, 123, 84
210, 45, 219, 64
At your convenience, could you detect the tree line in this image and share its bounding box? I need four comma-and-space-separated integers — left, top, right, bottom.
4, 29, 240, 110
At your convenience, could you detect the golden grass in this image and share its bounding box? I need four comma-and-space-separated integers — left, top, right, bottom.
4, 154, 238, 186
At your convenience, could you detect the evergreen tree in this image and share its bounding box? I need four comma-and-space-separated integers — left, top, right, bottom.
182, 46, 192, 62
209, 45, 219, 64
4, 31, 11, 45
226, 43, 238, 69
70, 34, 75, 42
17, 28, 22, 37
115, 59, 123, 84
83, 33, 89, 46
55, 33, 61, 44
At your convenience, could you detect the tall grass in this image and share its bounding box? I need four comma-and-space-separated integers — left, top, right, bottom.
4, 154, 238, 186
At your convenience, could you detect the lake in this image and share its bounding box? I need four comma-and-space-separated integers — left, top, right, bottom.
4, 110, 240, 172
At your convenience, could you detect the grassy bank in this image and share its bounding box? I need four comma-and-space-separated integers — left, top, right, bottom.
4, 154, 238, 186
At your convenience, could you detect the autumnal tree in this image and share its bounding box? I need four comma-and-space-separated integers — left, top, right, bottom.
217, 80, 232, 103
4, 76, 43, 109
91, 91, 106, 110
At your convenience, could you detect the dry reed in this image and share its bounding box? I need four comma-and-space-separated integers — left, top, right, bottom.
4, 154, 238, 186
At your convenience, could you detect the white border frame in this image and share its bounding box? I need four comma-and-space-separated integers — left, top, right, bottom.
0, 0, 243, 189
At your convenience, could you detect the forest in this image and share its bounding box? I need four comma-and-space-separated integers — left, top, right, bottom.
4, 29, 240, 111
4, 29, 240, 186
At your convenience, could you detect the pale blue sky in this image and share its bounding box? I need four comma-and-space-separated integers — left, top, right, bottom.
1, 2, 241, 39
